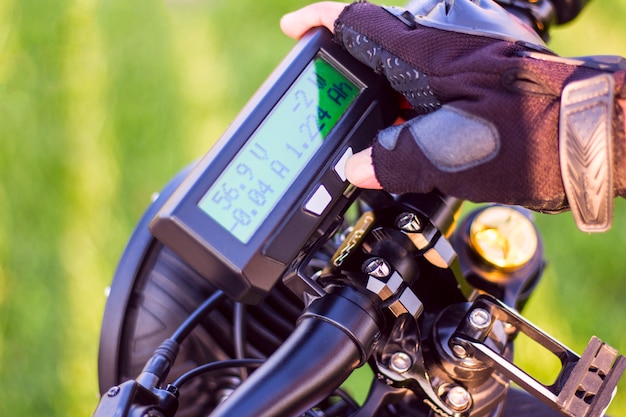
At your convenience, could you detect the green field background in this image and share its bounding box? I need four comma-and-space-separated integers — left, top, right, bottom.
1, 0, 626, 416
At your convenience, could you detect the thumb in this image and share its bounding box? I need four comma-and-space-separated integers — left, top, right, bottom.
345, 148, 382, 189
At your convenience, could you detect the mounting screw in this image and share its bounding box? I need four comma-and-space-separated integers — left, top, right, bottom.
469, 308, 492, 330
106, 386, 120, 397
397, 212, 422, 232
451, 343, 469, 359
363, 257, 391, 278
446, 385, 472, 411
389, 352, 412, 373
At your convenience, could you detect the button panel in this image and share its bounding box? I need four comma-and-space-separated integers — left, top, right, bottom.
334, 147, 353, 182
304, 185, 333, 215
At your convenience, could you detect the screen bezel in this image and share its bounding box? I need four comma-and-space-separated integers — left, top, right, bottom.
196, 53, 362, 244
150, 26, 399, 302
167, 48, 366, 268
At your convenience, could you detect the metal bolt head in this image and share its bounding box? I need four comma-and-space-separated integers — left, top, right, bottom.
363, 257, 391, 278
397, 212, 422, 232
446, 385, 472, 411
451, 343, 468, 359
469, 308, 492, 330
389, 351, 412, 373
107, 386, 120, 397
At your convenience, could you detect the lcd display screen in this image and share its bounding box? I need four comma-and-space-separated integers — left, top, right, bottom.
198, 54, 361, 243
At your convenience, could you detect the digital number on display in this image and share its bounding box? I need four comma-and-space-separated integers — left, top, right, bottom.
198, 55, 361, 243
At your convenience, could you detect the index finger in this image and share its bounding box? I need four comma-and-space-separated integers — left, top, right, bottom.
280, 2, 347, 39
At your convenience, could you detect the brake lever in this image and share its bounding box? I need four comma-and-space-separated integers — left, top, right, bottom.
450, 295, 626, 417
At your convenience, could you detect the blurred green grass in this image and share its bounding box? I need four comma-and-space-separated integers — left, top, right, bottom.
0, 0, 625, 416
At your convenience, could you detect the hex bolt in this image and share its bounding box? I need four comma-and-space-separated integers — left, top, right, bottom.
451, 343, 468, 359
363, 257, 391, 278
397, 212, 422, 232
446, 385, 472, 411
389, 351, 412, 373
469, 308, 492, 330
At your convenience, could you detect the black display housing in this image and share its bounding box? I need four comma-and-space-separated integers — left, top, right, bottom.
150, 27, 398, 304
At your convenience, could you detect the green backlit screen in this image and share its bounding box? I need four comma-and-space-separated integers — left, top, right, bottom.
198, 54, 361, 243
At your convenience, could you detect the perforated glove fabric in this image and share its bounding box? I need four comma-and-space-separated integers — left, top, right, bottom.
334, 1, 626, 212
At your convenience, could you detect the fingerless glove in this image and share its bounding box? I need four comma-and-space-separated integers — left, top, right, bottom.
335, 0, 626, 230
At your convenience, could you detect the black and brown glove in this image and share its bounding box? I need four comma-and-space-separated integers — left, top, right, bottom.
335, 0, 626, 231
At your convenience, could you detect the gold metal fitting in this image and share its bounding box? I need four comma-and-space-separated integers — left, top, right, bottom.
468, 206, 538, 270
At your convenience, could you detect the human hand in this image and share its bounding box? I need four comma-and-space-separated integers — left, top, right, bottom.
281, 2, 384, 190
283, 1, 626, 231
281, 2, 345, 39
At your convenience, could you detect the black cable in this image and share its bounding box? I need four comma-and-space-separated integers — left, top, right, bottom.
171, 290, 227, 344
234, 303, 248, 379
138, 290, 228, 386
170, 358, 265, 390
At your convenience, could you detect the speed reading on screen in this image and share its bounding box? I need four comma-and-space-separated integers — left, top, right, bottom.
198, 56, 360, 243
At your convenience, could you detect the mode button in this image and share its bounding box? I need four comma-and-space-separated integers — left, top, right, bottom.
304, 185, 332, 216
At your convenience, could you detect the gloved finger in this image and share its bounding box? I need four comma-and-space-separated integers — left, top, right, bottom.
371, 104, 569, 212
371, 105, 502, 197
337, 24, 441, 115
280, 2, 347, 39
344, 147, 382, 189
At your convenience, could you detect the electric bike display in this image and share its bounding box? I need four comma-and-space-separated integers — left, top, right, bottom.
93, 9, 626, 417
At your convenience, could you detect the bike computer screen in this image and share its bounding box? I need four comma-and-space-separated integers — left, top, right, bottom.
150, 28, 397, 304
198, 55, 360, 244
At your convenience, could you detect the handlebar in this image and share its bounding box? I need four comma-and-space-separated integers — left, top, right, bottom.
94, 190, 626, 417
93, 1, 624, 414
210, 286, 382, 417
